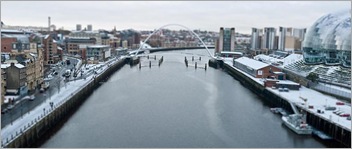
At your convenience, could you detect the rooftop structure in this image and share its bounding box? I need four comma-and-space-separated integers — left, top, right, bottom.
303, 9, 351, 67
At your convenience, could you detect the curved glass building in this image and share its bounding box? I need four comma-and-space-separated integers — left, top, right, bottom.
303, 9, 351, 67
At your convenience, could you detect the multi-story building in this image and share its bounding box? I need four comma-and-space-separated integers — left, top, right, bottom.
263, 27, 276, 50
122, 40, 128, 49
86, 45, 110, 62
65, 37, 96, 56
119, 29, 141, 49
1, 37, 17, 53
251, 28, 263, 50
285, 36, 301, 51
1, 63, 27, 96
278, 27, 306, 51
278, 27, 286, 51
43, 34, 61, 64
109, 37, 120, 49
17, 54, 36, 92
87, 24, 92, 31
69, 31, 103, 45
216, 27, 235, 54
76, 24, 82, 31
32, 44, 44, 89
102, 36, 110, 46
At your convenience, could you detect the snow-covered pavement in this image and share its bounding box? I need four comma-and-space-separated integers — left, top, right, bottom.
1, 57, 125, 146
223, 60, 351, 131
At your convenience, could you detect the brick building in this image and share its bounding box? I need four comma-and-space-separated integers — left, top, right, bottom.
233, 57, 286, 79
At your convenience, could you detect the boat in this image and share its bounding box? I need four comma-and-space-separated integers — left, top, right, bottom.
270, 108, 288, 116
282, 114, 313, 135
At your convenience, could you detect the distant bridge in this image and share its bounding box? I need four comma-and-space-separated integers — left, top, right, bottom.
129, 46, 215, 56
135, 24, 216, 58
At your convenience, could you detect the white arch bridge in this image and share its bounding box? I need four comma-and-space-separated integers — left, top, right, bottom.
135, 24, 215, 59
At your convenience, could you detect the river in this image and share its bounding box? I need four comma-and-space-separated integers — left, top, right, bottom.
40, 49, 325, 148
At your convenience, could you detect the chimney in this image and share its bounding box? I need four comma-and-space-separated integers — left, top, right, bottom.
48, 16, 51, 32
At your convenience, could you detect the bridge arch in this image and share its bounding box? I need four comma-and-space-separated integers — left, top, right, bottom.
136, 24, 215, 58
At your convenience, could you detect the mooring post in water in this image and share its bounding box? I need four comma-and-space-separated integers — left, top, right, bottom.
149, 61, 151, 68
139, 62, 141, 69
205, 63, 207, 70
185, 56, 187, 61
185, 59, 188, 67
199, 57, 201, 61
192, 56, 194, 61
195, 62, 197, 69
154, 55, 156, 60
147, 55, 149, 59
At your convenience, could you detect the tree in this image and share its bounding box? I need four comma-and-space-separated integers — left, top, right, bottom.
306, 72, 319, 82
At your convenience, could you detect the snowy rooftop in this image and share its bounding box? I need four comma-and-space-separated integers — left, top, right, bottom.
235, 57, 269, 70
87, 45, 109, 48
224, 59, 264, 86
1, 63, 25, 69
220, 51, 243, 55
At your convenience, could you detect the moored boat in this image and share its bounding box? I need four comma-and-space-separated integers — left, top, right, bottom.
282, 114, 313, 135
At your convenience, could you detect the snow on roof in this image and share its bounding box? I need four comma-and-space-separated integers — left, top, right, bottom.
254, 54, 282, 64
57, 47, 63, 50
220, 51, 243, 55
1, 29, 23, 33
1, 63, 25, 69
282, 53, 303, 66
235, 57, 269, 70
87, 45, 109, 48
276, 80, 300, 85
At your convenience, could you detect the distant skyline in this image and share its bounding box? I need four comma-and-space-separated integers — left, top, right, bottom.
1, 1, 350, 34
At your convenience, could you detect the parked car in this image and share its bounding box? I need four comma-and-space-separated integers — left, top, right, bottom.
336, 102, 345, 105
339, 113, 350, 117
23, 95, 35, 101
325, 106, 336, 111
7, 104, 14, 110
40, 88, 45, 93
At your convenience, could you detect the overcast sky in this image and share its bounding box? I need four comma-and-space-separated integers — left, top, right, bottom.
1, 1, 350, 34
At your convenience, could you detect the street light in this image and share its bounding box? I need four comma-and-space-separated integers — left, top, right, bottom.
21, 101, 23, 119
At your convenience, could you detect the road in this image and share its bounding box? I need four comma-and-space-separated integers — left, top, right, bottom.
1, 55, 123, 128
1, 57, 79, 128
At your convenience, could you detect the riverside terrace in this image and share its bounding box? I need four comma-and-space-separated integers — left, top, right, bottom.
223, 58, 351, 132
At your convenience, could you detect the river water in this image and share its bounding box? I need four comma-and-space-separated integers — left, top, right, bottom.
41, 49, 325, 148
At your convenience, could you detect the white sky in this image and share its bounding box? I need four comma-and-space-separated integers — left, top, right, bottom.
1, 1, 351, 34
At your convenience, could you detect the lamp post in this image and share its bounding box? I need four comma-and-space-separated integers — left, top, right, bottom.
20, 100, 23, 119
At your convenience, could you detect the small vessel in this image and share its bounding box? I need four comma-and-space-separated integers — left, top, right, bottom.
282, 114, 313, 135
270, 108, 288, 116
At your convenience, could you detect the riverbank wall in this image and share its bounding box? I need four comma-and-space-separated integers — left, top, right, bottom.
3, 58, 126, 148
221, 61, 350, 148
